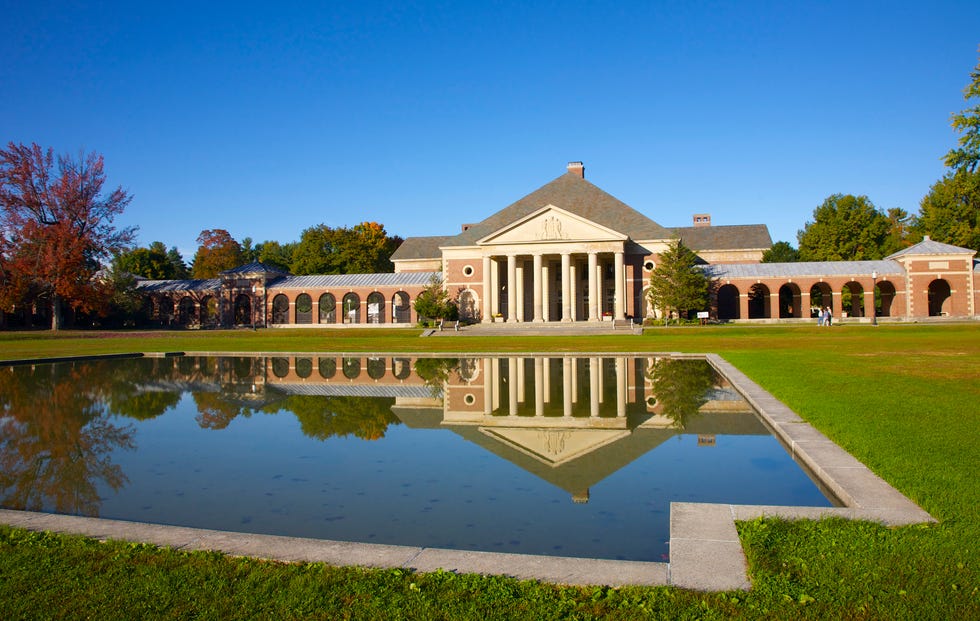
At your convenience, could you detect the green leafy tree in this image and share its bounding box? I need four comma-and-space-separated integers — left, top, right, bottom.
797, 194, 890, 261
291, 222, 402, 275
646, 239, 709, 325
413, 274, 457, 324
113, 245, 177, 279
645, 358, 715, 427
257, 240, 296, 273
883, 208, 915, 254
761, 241, 800, 263
944, 51, 980, 173
916, 171, 980, 251
190, 229, 243, 278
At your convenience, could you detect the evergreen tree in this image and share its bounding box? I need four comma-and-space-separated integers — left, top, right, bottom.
646, 240, 709, 325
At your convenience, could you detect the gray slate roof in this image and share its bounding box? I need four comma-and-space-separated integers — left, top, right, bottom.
887, 237, 977, 258
135, 278, 221, 293
442, 172, 673, 247
672, 224, 772, 251
267, 383, 434, 398
267, 272, 439, 289
220, 261, 289, 276
390, 236, 454, 262
704, 260, 903, 279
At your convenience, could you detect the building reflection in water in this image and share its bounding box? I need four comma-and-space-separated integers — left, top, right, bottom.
1, 354, 769, 517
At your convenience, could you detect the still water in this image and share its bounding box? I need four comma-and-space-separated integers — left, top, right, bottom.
0, 354, 833, 561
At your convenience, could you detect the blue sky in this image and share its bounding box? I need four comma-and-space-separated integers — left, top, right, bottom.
3, 1, 979, 261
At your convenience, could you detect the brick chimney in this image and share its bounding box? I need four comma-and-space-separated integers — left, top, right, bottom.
693, 213, 711, 227
567, 161, 585, 178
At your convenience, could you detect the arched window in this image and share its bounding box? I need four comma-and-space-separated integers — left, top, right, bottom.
295, 357, 313, 378
877, 281, 896, 317
392, 358, 411, 379
343, 357, 361, 379
392, 292, 411, 323
318, 357, 337, 378
458, 289, 477, 322
234, 294, 252, 325
178, 297, 196, 325
842, 282, 864, 318
928, 279, 951, 316
717, 284, 739, 320
319, 293, 336, 324
810, 283, 833, 317
295, 294, 313, 324
200, 296, 218, 326
159, 297, 174, 323
367, 292, 385, 324
272, 294, 289, 324
778, 284, 801, 319
271, 357, 290, 378
342, 293, 360, 324
748, 284, 770, 319
367, 357, 386, 379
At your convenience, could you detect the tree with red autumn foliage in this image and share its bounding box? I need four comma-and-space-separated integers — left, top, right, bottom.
0, 142, 135, 329
190, 229, 243, 278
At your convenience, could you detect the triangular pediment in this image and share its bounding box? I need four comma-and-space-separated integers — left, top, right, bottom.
476, 205, 628, 246
478, 427, 631, 467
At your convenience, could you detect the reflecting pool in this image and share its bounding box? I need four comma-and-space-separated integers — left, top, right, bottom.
0, 354, 833, 561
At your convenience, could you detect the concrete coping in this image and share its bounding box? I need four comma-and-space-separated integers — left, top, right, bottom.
0, 352, 936, 591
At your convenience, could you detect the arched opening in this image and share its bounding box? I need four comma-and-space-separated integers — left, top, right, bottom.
177, 297, 196, 325
458, 289, 478, 322
342, 357, 361, 379
295, 294, 313, 324
392, 292, 411, 323
748, 284, 770, 319
367, 292, 385, 324
318, 357, 336, 378
318, 293, 336, 324
842, 282, 864, 318
928, 279, 951, 316
778, 284, 801, 318
200, 296, 218, 326
233, 357, 253, 378
367, 357, 386, 379
272, 294, 289, 324
159, 297, 175, 324
809, 283, 833, 318
717, 284, 740, 320
392, 357, 411, 379
342, 293, 360, 324
234, 294, 252, 326
271, 357, 290, 378
877, 281, 896, 317
295, 357, 312, 378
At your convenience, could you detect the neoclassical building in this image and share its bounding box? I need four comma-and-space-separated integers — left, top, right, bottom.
136, 162, 978, 327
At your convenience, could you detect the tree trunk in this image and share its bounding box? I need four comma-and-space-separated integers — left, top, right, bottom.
51, 293, 62, 331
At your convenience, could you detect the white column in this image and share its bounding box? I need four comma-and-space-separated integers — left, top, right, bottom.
570, 261, 579, 321
517, 357, 526, 403
534, 358, 544, 416
490, 258, 499, 319
515, 260, 527, 321
589, 357, 600, 418
571, 357, 579, 404
482, 255, 492, 323
614, 251, 625, 320
616, 357, 627, 417
562, 358, 573, 418
508, 357, 518, 416
542, 262, 551, 322
483, 357, 493, 415
532, 254, 543, 322
561, 253, 572, 323
542, 357, 551, 403
492, 357, 501, 411
507, 255, 518, 323
588, 252, 599, 321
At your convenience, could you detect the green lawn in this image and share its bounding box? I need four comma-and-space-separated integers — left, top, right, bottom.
1, 324, 978, 619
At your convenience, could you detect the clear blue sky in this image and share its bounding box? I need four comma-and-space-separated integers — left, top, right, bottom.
3, 1, 979, 261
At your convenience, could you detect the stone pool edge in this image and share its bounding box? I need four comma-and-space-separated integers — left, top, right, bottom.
0, 351, 936, 591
